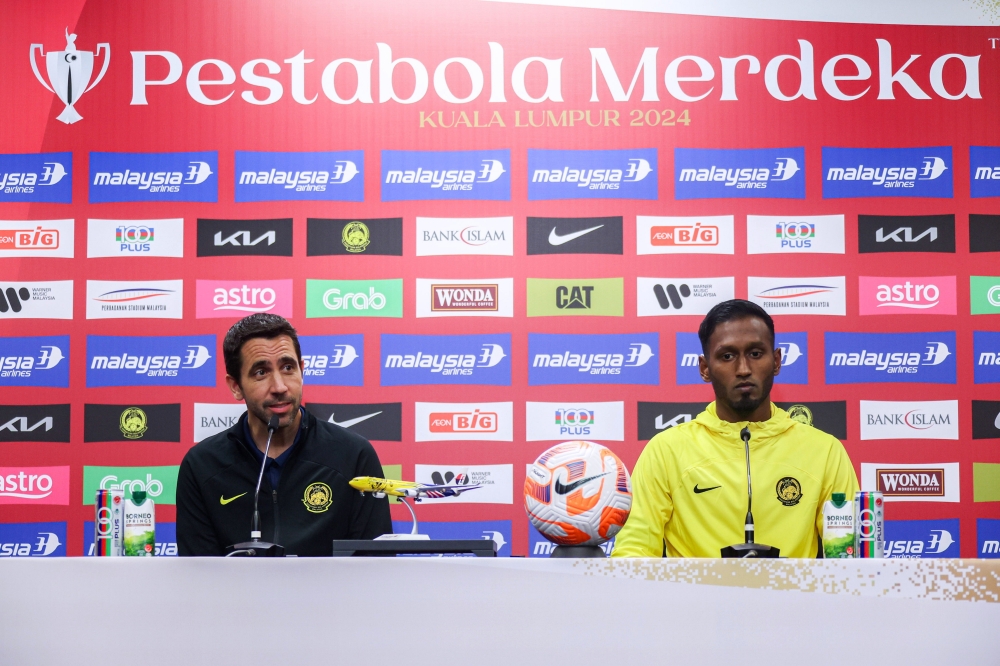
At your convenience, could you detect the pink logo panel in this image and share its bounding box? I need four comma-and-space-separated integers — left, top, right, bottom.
0, 466, 70, 505
196, 280, 293, 319
859, 276, 956, 315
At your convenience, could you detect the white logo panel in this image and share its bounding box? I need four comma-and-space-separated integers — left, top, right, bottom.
525, 401, 624, 441
748, 276, 846, 316
87, 218, 184, 258
859, 400, 959, 440
0, 281, 73, 319
414, 402, 513, 442
746, 215, 845, 254
415, 217, 513, 256
413, 464, 513, 504
0, 219, 74, 258
415, 278, 514, 318
636, 216, 734, 255
86, 280, 183, 319
194, 403, 247, 443
637, 277, 735, 317
861, 462, 960, 503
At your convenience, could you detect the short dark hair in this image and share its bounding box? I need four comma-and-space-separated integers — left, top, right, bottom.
698, 299, 775, 354
223, 313, 302, 382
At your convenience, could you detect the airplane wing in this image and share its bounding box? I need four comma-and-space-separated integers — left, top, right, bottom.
414, 484, 482, 498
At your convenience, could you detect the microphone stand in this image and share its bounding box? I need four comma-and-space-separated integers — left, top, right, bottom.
721, 426, 779, 558
226, 414, 286, 557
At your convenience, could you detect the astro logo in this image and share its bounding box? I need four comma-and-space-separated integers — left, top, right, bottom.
0, 522, 65, 557
674, 147, 805, 199
822, 147, 953, 198
528, 333, 658, 386
89, 151, 218, 203
884, 519, 959, 558
775, 221, 814, 248
299, 334, 364, 387
528, 148, 657, 200
235, 150, 364, 202
381, 149, 510, 201
825, 332, 956, 384
0, 153, 72, 203
381, 334, 511, 386
86, 335, 215, 387
0, 336, 69, 387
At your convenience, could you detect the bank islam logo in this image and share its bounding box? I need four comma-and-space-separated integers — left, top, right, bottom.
82, 465, 179, 505
636, 277, 735, 317
746, 215, 846, 255
859, 400, 959, 440
415, 402, 513, 442
299, 335, 364, 387
975, 331, 1000, 384
825, 332, 955, 385
885, 519, 960, 559
381, 334, 511, 386
636, 216, 735, 255
749, 276, 846, 316
0, 336, 69, 387
528, 148, 656, 200
0, 153, 71, 203
86, 521, 176, 557
0, 467, 70, 505
413, 464, 513, 504
0, 281, 73, 320
860, 462, 959, 502
194, 403, 246, 443
0, 522, 65, 557
86, 335, 215, 387
86, 280, 183, 320
196, 280, 293, 319
980, 519, 1000, 558
970, 146, 1000, 198
859, 276, 956, 315
382, 149, 509, 201
675, 332, 806, 385
822, 147, 953, 198
235, 150, 363, 202
0, 219, 74, 258
30, 29, 109, 124
527, 278, 624, 317
528, 333, 658, 386
306, 279, 403, 319
526, 401, 625, 441
857, 214, 956, 254
675, 147, 805, 200
390, 520, 511, 556
416, 278, 513, 318
87, 218, 184, 258
529, 523, 614, 557
415, 217, 513, 256
0, 404, 71, 443
90, 152, 217, 203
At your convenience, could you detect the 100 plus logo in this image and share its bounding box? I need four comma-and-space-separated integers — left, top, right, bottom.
0, 336, 68, 387
528, 148, 656, 200
528, 333, 658, 385
526, 401, 624, 441
0, 152, 71, 203
299, 335, 364, 386
381, 334, 510, 386
235, 150, 363, 201
89, 151, 217, 202
87, 218, 184, 257
382, 149, 509, 201
86, 335, 215, 387
825, 332, 955, 384
823, 147, 952, 198
746, 215, 845, 254
674, 147, 804, 199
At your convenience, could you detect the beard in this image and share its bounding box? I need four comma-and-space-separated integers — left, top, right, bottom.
717, 374, 774, 419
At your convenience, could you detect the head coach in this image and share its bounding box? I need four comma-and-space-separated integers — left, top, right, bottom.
177, 313, 392, 556
612, 300, 859, 558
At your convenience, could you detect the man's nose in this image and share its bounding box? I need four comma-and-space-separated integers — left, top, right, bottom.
735, 355, 752, 376
270, 370, 288, 394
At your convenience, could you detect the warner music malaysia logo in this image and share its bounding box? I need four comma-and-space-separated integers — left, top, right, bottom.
636, 216, 734, 255
858, 215, 955, 254
749, 276, 846, 316
860, 400, 959, 440
0, 219, 74, 258
885, 519, 960, 559
193, 403, 246, 443
974, 331, 1000, 384
859, 276, 956, 315
196, 280, 293, 319
416, 278, 513, 318
0, 153, 71, 203
86, 335, 215, 387
674, 147, 805, 199
235, 151, 363, 202
526, 401, 624, 441
0, 466, 69, 505
299, 335, 363, 386
413, 464, 513, 504
381, 334, 511, 386
86, 280, 183, 320
636, 277, 735, 317
30, 30, 109, 124
382, 149, 509, 201
87, 218, 184, 258
0, 281, 73, 320
0, 404, 71, 443
528, 148, 656, 200
528, 333, 658, 386
823, 147, 953, 198
675, 332, 806, 385
825, 332, 955, 384
0, 522, 66, 557
861, 463, 959, 502
416, 217, 513, 256
0, 336, 69, 387
89, 152, 217, 203
415, 402, 512, 442
746, 215, 845, 254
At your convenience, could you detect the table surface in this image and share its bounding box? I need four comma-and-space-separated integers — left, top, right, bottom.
2, 557, 999, 665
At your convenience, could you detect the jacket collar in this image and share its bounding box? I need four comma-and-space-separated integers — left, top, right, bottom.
694, 401, 794, 448
228, 408, 313, 458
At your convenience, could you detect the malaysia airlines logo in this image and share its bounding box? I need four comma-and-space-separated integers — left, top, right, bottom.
30, 30, 109, 124
529, 333, 658, 385
885, 519, 960, 558
974, 331, 1000, 384
90, 152, 217, 202
860, 400, 959, 440
381, 334, 511, 386
970, 146, 1000, 198
415, 402, 513, 441
86, 335, 215, 387
675, 332, 805, 385
528, 148, 656, 200
636, 216, 734, 255
823, 147, 953, 198
826, 332, 956, 384
0, 522, 66, 557
0, 153, 71, 203
674, 148, 805, 199
859, 276, 956, 315
382, 149, 509, 201
235, 150, 363, 202
0, 336, 69, 387
299, 335, 364, 387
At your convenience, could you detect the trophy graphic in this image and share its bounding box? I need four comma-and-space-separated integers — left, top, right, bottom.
30, 29, 110, 124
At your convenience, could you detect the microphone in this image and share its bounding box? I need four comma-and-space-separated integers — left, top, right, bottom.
721, 425, 779, 558
225, 414, 285, 557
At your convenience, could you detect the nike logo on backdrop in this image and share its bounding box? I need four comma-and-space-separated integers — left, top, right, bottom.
554, 472, 609, 495
693, 485, 721, 494
548, 225, 604, 246
328, 411, 382, 428
220, 492, 247, 505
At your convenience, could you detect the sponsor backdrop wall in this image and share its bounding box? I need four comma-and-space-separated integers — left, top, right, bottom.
0, 0, 998, 558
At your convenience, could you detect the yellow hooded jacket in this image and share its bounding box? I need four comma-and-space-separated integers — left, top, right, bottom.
612, 402, 859, 558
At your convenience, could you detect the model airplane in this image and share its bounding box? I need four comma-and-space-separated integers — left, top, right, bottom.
349, 476, 481, 501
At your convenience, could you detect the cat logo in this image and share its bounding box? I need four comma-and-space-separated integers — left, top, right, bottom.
119, 407, 148, 440
786, 404, 813, 427
776, 477, 802, 507
342, 222, 370, 253
303, 482, 333, 513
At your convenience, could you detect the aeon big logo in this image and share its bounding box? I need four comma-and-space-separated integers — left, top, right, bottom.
30, 29, 109, 124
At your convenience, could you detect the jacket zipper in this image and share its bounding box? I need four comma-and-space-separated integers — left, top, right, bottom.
272, 489, 280, 544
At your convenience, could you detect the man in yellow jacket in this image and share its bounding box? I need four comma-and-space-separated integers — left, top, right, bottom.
612, 300, 858, 558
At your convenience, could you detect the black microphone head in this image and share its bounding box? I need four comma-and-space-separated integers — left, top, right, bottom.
267, 415, 280, 431
740, 426, 750, 442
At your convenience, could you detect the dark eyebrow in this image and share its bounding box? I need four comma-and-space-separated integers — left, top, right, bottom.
278, 355, 299, 367
248, 359, 272, 374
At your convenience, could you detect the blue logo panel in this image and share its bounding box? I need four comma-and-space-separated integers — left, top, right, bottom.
676, 332, 703, 386
86, 335, 216, 387
529, 333, 658, 386
300, 335, 364, 387
528, 148, 657, 201
0, 336, 69, 387
391, 520, 511, 556
825, 332, 956, 384
528, 522, 613, 557
885, 519, 960, 559
775, 332, 808, 385
970, 146, 1000, 198
978, 518, 1000, 558
381, 334, 511, 386
822, 147, 953, 199
89, 151, 218, 203
0, 522, 66, 557
974, 331, 1000, 384
235, 151, 364, 202
85, 521, 177, 556
381, 149, 510, 201
0, 153, 72, 203
674, 147, 804, 200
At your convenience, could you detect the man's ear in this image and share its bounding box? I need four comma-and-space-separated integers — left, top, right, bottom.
773, 347, 782, 376
698, 354, 711, 383
225, 374, 244, 401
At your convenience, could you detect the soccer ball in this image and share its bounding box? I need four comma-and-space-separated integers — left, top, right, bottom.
524, 441, 632, 546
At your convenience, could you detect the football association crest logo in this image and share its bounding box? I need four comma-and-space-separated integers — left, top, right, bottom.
30, 29, 110, 124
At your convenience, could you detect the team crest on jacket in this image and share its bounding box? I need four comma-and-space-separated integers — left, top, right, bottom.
303, 482, 333, 513
775, 477, 802, 506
